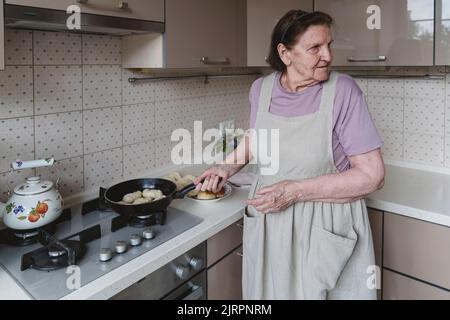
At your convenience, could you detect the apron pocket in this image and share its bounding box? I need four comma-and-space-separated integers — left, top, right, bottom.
306, 225, 357, 299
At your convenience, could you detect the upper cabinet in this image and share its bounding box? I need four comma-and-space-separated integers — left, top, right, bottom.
315, 0, 435, 66
435, 0, 450, 65
123, 0, 246, 69
246, 0, 313, 67
164, 0, 246, 68
5, 0, 164, 22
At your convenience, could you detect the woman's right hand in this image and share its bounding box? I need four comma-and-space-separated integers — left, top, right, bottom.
194, 166, 230, 193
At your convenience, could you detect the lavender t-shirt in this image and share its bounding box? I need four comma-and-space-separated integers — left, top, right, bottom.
249, 72, 383, 172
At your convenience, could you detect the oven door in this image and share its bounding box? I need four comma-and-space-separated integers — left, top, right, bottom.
163, 270, 206, 300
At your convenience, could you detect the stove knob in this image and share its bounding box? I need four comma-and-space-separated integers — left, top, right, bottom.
99, 248, 113, 262
129, 234, 142, 246
142, 228, 156, 240
175, 265, 190, 280
188, 256, 203, 271
115, 240, 128, 254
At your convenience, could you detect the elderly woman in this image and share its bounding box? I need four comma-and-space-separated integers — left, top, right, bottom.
194, 10, 384, 300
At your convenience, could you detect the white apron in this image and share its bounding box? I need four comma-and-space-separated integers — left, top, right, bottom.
243, 71, 377, 300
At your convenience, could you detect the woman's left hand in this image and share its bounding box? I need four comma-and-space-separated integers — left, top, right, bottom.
246, 180, 302, 214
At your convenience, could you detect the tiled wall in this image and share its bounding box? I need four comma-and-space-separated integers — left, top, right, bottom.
353, 69, 450, 168
0, 29, 253, 201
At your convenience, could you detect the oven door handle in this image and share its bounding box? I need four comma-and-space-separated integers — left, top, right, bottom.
182, 285, 204, 300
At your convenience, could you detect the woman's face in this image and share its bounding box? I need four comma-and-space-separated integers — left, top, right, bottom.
280, 25, 333, 82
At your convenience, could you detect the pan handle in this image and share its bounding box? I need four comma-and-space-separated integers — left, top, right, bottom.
173, 183, 197, 199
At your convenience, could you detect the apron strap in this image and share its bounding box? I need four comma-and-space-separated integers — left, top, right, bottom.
318, 71, 339, 115
258, 72, 277, 114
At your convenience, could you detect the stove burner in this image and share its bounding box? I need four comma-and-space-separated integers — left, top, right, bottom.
0, 224, 56, 246
111, 211, 167, 232
22, 240, 86, 271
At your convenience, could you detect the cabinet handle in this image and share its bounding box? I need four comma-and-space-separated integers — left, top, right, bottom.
236, 223, 243, 228
200, 57, 230, 65
76, 0, 130, 10
347, 55, 387, 62
236, 251, 243, 257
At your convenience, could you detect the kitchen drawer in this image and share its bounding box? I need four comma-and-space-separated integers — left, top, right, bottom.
207, 245, 243, 300
384, 213, 450, 290
207, 218, 243, 267
383, 269, 450, 300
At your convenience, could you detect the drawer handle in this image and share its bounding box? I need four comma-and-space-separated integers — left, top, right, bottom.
200, 57, 230, 65
236, 251, 243, 257
347, 55, 387, 62
76, 0, 130, 10
236, 223, 243, 228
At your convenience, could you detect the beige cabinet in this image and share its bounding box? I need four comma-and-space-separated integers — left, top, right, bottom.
207, 219, 243, 267
315, 0, 434, 66
1, 1, 4, 70
246, 0, 313, 66
165, 0, 246, 68
383, 269, 450, 300
5, 0, 164, 22
207, 246, 243, 300
207, 218, 243, 300
384, 213, 450, 290
368, 208, 383, 299
435, 0, 450, 65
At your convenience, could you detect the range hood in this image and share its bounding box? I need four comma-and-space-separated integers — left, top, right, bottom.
4, 4, 164, 35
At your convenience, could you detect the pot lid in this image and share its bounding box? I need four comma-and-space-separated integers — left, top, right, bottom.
14, 176, 54, 196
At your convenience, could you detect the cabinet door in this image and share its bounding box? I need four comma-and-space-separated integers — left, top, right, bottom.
5, 0, 164, 22
165, 0, 246, 68
436, 0, 450, 65
315, 0, 434, 66
1, 0, 4, 71
368, 208, 383, 299
207, 219, 243, 267
246, 0, 313, 66
384, 213, 450, 290
207, 246, 243, 300
383, 269, 450, 300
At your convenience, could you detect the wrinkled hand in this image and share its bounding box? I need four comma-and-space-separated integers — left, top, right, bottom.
194, 166, 230, 193
246, 180, 302, 214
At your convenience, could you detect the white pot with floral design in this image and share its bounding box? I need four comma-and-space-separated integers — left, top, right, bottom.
1, 159, 63, 230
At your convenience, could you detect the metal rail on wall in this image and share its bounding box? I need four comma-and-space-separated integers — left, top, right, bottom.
128, 72, 263, 84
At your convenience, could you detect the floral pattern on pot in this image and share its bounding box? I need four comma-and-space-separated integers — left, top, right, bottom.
5, 200, 51, 223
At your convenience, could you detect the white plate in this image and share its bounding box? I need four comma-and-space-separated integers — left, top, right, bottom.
186, 183, 233, 203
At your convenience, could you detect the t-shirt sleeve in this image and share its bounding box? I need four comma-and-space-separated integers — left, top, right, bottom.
334, 75, 383, 156
249, 77, 264, 129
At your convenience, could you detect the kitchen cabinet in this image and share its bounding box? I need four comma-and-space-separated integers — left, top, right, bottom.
1, 0, 4, 71
207, 246, 243, 300
123, 0, 246, 69
315, 0, 434, 66
5, 0, 164, 22
246, 0, 313, 66
207, 218, 243, 300
435, 0, 450, 65
384, 212, 450, 291
165, 0, 246, 68
383, 269, 450, 300
368, 208, 383, 299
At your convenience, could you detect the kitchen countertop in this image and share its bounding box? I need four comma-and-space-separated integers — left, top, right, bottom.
1, 163, 450, 299
366, 164, 450, 227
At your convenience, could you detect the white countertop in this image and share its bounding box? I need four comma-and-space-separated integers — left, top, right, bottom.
2, 163, 450, 299
366, 164, 450, 227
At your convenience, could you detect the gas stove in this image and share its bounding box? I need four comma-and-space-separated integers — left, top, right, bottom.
0, 192, 203, 299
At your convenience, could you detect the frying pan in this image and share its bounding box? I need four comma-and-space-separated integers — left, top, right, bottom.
103, 178, 196, 217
